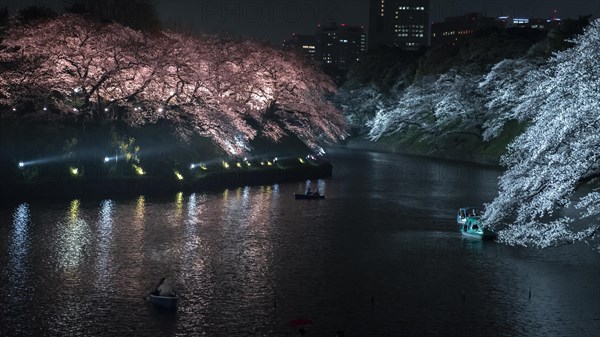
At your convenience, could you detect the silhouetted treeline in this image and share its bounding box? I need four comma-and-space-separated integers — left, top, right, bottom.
65, 0, 162, 32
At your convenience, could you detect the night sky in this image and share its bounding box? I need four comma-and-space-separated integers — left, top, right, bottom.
4, 0, 600, 44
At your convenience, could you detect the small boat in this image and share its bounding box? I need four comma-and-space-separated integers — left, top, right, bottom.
294, 193, 325, 200
460, 216, 496, 240
457, 207, 480, 226
148, 293, 178, 311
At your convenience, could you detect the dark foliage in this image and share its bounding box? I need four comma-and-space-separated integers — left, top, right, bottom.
0, 6, 7, 26
416, 27, 547, 76
65, 0, 162, 32
16, 6, 58, 24
345, 47, 425, 94
545, 15, 592, 53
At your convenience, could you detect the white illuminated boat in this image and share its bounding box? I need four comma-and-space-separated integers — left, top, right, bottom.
460, 216, 496, 240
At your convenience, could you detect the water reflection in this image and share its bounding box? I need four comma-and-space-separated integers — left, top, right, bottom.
10, 203, 30, 275
95, 200, 114, 292
135, 195, 145, 224
182, 192, 206, 259
58, 199, 90, 270
124, 195, 146, 291
460, 237, 484, 255
130, 195, 145, 253
7, 203, 32, 312
171, 191, 184, 225
214, 185, 276, 334
186, 193, 198, 225
53, 199, 91, 336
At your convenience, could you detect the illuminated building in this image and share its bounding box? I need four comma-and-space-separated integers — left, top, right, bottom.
283, 23, 366, 70
498, 16, 562, 30
282, 34, 318, 61
431, 13, 504, 46
317, 23, 366, 69
368, 0, 430, 51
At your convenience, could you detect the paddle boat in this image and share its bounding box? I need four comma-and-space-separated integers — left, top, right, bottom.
460, 216, 496, 240
457, 207, 480, 226
148, 293, 178, 311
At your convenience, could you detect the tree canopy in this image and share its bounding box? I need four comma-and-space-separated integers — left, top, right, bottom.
0, 14, 346, 155
483, 19, 600, 249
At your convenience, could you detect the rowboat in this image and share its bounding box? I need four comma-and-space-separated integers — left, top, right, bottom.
148, 293, 178, 311
294, 193, 325, 200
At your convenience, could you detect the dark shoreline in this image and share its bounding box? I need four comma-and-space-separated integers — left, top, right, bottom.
1, 161, 333, 203
340, 136, 503, 168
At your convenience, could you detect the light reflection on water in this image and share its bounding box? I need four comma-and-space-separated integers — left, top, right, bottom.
0, 149, 598, 336
58, 199, 90, 271
10, 203, 29, 276
95, 200, 114, 293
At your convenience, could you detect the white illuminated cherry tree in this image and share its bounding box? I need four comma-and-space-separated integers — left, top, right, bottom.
0, 14, 346, 155
483, 19, 600, 249
478, 57, 545, 140
367, 76, 439, 142
334, 84, 384, 133
368, 70, 486, 144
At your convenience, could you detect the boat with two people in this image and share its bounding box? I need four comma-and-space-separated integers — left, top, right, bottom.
295, 186, 325, 200
456, 207, 480, 226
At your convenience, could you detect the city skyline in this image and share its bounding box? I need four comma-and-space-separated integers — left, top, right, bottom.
3, 0, 600, 44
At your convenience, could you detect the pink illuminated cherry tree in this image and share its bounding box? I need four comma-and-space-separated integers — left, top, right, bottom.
0, 14, 346, 155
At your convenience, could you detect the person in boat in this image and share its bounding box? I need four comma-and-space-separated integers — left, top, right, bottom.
157, 278, 176, 297
153, 277, 165, 295
312, 189, 320, 196
306, 187, 312, 195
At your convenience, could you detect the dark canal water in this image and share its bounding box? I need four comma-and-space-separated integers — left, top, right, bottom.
1, 148, 599, 336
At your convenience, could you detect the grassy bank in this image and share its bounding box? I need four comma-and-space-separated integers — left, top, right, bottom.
343, 121, 526, 167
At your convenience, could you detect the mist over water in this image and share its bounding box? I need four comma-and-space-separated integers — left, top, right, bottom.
1, 148, 598, 336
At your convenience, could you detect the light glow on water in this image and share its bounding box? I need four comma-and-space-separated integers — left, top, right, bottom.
135, 195, 145, 224
58, 199, 90, 270
170, 191, 184, 225
186, 193, 198, 225
10, 203, 30, 276
95, 200, 114, 291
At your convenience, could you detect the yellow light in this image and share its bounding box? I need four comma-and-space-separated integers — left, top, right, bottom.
236, 162, 242, 168
222, 161, 230, 169
298, 158, 305, 164
267, 161, 272, 166
200, 164, 208, 170
70, 166, 79, 176
174, 170, 184, 180
133, 164, 145, 175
